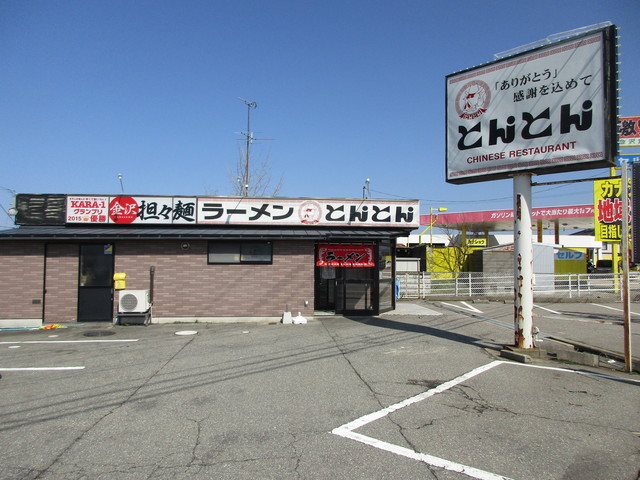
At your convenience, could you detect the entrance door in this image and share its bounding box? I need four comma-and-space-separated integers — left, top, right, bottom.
315, 266, 377, 315
78, 244, 114, 321
340, 267, 375, 314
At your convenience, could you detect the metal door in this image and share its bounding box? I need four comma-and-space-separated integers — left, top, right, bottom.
78, 244, 114, 321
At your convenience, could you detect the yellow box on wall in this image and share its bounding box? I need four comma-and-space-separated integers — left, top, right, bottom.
113, 272, 127, 290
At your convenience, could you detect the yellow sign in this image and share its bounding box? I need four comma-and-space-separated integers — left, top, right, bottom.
466, 238, 487, 247
594, 178, 622, 242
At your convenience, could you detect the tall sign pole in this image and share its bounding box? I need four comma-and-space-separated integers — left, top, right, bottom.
446, 24, 618, 351
620, 159, 632, 372
513, 174, 534, 348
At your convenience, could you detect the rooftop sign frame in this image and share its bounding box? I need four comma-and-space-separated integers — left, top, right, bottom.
15, 194, 420, 229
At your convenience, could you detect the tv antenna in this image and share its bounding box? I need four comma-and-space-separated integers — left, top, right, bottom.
0, 186, 17, 222
237, 97, 273, 197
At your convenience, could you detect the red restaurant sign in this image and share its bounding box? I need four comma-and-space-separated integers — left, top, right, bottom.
316, 245, 375, 267
618, 116, 640, 147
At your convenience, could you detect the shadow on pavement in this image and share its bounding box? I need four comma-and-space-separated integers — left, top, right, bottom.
343, 315, 502, 351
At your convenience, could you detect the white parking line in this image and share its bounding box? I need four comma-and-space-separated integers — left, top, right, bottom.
332, 361, 510, 480
592, 303, 640, 316
440, 301, 483, 313
0, 366, 85, 371
335, 361, 501, 432
0, 339, 139, 345
335, 430, 513, 480
533, 304, 562, 315
0, 339, 137, 373
503, 361, 640, 383
331, 361, 639, 480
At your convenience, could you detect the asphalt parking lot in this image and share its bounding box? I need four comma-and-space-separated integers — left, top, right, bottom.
1, 301, 639, 480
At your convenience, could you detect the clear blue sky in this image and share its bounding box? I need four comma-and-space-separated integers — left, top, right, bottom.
1, 0, 639, 228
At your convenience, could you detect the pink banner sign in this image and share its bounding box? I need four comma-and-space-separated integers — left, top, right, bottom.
316, 245, 375, 267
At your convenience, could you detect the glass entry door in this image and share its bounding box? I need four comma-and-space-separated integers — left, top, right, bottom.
315, 266, 377, 315
341, 267, 374, 313
78, 244, 114, 321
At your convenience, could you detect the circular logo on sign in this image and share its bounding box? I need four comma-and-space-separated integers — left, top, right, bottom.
298, 201, 322, 225
109, 196, 139, 223
456, 80, 491, 120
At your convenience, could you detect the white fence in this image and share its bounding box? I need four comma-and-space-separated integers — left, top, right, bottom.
397, 272, 640, 301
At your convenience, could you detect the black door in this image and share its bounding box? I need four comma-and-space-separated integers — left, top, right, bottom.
340, 267, 376, 315
315, 266, 377, 315
78, 244, 114, 321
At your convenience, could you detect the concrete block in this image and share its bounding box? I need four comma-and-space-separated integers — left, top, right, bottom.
555, 349, 599, 367
500, 349, 532, 363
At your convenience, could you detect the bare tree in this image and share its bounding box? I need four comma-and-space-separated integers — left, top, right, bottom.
228, 148, 284, 197
428, 227, 475, 273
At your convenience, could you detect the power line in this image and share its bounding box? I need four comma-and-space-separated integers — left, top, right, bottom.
370, 188, 512, 204
371, 172, 601, 207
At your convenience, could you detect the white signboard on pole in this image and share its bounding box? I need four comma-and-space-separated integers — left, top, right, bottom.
446, 26, 617, 184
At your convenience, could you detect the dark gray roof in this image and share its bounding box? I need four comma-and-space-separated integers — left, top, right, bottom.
0, 225, 410, 241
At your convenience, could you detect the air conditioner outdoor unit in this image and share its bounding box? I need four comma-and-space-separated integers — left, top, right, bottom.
118, 290, 151, 314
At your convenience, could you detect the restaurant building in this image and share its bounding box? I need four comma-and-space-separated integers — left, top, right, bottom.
0, 194, 418, 327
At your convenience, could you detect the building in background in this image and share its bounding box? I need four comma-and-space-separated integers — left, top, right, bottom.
397, 204, 608, 273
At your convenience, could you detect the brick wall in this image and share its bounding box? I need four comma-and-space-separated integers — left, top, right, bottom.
0, 241, 45, 323
44, 243, 79, 323
115, 239, 315, 319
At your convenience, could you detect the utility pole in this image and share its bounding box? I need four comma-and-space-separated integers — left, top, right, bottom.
239, 98, 257, 197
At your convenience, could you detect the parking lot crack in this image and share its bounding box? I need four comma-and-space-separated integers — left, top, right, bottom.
32, 337, 197, 479
443, 384, 633, 434
186, 415, 207, 468
320, 321, 385, 410
448, 384, 519, 416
